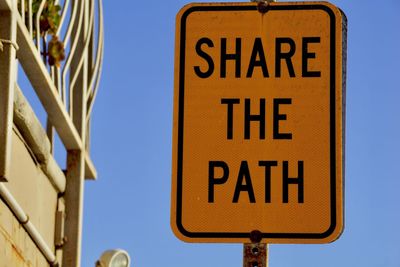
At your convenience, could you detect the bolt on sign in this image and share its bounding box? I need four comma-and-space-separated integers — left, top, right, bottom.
171, 2, 347, 244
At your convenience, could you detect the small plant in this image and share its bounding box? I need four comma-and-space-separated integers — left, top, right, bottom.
47, 35, 65, 67
19, 0, 65, 67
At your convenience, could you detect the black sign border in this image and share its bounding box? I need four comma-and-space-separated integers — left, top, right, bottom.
175, 3, 340, 241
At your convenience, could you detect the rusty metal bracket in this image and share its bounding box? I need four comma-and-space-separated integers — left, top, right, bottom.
250, 0, 276, 14
243, 243, 268, 267
244, 230, 268, 267
251, 0, 276, 2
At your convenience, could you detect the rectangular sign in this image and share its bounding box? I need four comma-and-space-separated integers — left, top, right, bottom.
171, 2, 346, 244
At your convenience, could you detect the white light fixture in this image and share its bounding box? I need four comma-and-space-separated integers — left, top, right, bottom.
96, 249, 130, 267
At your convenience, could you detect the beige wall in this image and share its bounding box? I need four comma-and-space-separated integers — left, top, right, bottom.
0, 128, 59, 267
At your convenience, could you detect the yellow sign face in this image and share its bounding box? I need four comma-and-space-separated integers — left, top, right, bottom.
171, 2, 346, 244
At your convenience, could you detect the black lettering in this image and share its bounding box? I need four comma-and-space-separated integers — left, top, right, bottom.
275, 38, 296, 77
282, 161, 304, 203
221, 98, 240, 139
273, 98, 292, 139
208, 161, 229, 203
246, 38, 269, 78
259, 161, 278, 203
233, 161, 256, 203
245, 98, 266, 140
221, 38, 241, 78
194, 38, 215, 78
302, 37, 321, 77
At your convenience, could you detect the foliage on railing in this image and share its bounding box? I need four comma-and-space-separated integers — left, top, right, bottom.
17, 0, 104, 129
19, 0, 65, 67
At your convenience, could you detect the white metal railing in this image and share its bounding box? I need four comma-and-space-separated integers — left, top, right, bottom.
17, 0, 104, 153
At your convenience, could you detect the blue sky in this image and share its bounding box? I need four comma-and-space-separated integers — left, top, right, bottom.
80, 0, 400, 266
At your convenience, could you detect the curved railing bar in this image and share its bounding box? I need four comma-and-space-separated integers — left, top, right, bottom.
63, 0, 78, 47
57, 0, 76, 105
51, 65, 61, 92
56, 0, 70, 37
86, 0, 104, 121
20, 0, 25, 23
70, 0, 94, 84
35, 0, 47, 51
61, 0, 84, 113
87, 0, 103, 96
28, 0, 33, 36
69, 0, 95, 111
86, 41, 103, 121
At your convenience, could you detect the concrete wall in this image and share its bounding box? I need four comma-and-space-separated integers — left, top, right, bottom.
0, 128, 57, 266
0, 87, 65, 266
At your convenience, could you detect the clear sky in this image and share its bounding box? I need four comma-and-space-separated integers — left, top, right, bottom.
80, 0, 400, 266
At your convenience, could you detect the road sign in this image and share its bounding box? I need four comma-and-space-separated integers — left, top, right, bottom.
171, 2, 346, 244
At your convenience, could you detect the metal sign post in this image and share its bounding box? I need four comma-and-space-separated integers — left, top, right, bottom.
243, 244, 268, 267
243, 231, 268, 267
243, 3, 271, 266
245, 2, 270, 265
